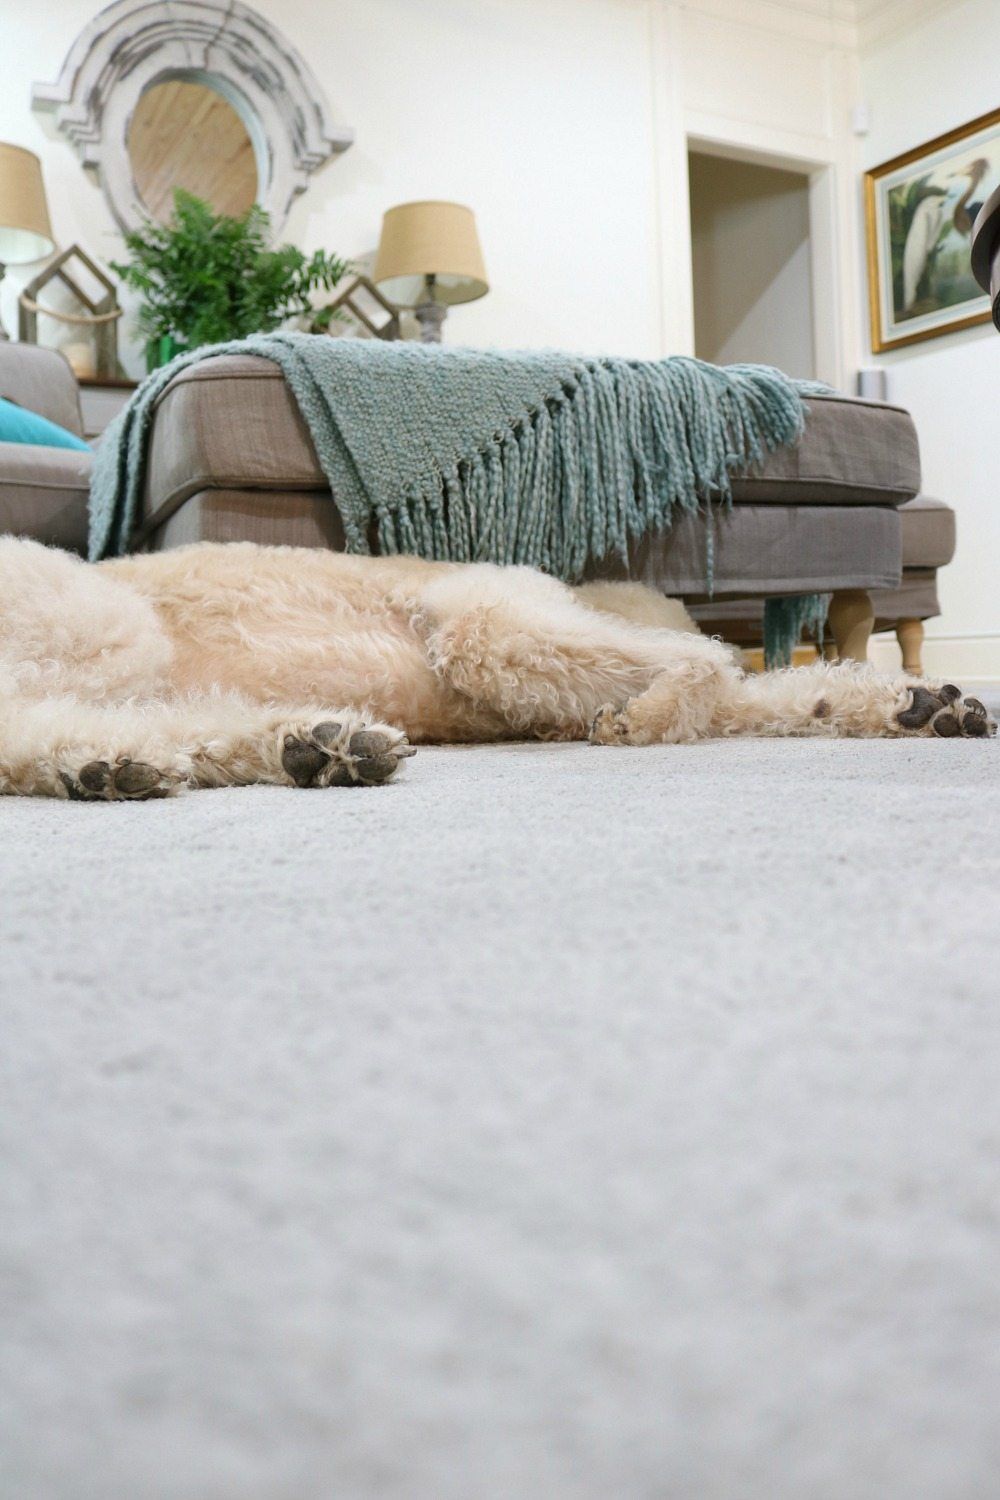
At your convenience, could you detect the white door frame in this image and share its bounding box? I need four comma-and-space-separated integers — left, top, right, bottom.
683, 133, 847, 389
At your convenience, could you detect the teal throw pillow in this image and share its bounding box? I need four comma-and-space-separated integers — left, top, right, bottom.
0, 396, 90, 451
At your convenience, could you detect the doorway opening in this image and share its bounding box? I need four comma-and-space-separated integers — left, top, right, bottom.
687, 148, 817, 380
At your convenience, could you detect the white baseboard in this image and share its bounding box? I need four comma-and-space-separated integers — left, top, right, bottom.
869, 633, 1000, 684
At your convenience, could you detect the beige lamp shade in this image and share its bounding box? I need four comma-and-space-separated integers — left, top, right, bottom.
0, 143, 54, 264
373, 200, 488, 307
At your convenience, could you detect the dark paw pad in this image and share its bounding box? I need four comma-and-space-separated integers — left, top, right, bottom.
897, 686, 941, 730
282, 733, 332, 788
61, 757, 171, 801
926, 694, 997, 740
282, 723, 414, 788
311, 720, 344, 749
348, 730, 401, 785
60, 766, 107, 801
79, 760, 112, 794
113, 760, 166, 797
964, 715, 990, 738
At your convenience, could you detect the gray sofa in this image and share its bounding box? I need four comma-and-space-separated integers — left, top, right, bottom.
0, 343, 91, 554
0, 342, 955, 670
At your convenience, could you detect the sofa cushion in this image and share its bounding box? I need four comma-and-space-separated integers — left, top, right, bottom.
149, 489, 348, 553
141, 356, 922, 531
146, 487, 902, 601
598, 500, 902, 598
0, 342, 85, 439
899, 495, 955, 568
0, 440, 92, 554
729, 394, 920, 506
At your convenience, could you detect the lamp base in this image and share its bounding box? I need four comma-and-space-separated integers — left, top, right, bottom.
414, 300, 447, 344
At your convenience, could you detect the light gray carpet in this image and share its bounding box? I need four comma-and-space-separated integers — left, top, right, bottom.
4, 720, 1000, 1500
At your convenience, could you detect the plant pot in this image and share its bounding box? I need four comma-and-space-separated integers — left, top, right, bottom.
145, 335, 186, 372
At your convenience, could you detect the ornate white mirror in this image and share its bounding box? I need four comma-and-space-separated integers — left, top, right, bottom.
33, 0, 353, 234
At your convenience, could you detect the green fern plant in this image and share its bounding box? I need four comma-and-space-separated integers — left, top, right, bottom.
111, 189, 349, 360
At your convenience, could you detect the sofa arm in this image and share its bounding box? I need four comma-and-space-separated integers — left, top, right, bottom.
0, 441, 92, 554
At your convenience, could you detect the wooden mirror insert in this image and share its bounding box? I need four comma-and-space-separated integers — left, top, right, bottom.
127, 77, 259, 223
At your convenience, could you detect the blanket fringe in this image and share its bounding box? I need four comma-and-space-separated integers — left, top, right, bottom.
375, 358, 813, 589
763, 594, 832, 670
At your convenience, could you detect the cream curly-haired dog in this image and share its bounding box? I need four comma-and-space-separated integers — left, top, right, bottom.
0, 536, 993, 799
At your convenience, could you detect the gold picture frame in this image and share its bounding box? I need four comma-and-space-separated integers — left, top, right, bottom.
864, 106, 1000, 353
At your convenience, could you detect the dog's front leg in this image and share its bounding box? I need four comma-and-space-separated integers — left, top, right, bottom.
0, 693, 183, 799
0, 695, 414, 800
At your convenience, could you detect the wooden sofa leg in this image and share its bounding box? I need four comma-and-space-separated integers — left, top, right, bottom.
896, 616, 924, 676
827, 589, 874, 664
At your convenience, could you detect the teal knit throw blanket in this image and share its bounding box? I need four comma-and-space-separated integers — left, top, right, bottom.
89, 334, 827, 660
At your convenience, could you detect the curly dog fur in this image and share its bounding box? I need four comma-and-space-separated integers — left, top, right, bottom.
0, 537, 993, 799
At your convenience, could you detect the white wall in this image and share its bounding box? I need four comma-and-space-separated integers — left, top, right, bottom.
860, 0, 1000, 678
1, 0, 861, 377
0, 0, 661, 365
689, 152, 816, 378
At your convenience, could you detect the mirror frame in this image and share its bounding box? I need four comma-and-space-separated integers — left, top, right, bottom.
33, 0, 353, 235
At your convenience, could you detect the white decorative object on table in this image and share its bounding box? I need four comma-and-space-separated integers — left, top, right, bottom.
60, 341, 97, 381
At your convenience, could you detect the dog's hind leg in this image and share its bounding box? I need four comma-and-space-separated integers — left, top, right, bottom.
590, 660, 995, 747
0, 694, 414, 799
711, 661, 997, 739
591, 659, 997, 743
0, 692, 186, 799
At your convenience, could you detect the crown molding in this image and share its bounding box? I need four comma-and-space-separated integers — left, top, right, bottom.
852, 0, 965, 49
666, 0, 967, 52
669, 0, 857, 50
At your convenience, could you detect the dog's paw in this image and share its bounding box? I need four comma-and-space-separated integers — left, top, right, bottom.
59, 757, 177, 801
589, 702, 669, 747
589, 704, 631, 746
896, 683, 997, 738
280, 720, 415, 787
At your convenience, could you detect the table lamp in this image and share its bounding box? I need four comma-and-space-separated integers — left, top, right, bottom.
373, 200, 488, 342
0, 143, 55, 341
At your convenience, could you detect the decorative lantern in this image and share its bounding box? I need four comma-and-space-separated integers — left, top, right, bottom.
18, 243, 123, 380
311, 274, 401, 340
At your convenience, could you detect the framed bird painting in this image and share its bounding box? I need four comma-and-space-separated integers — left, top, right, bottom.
865, 107, 1000, 352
